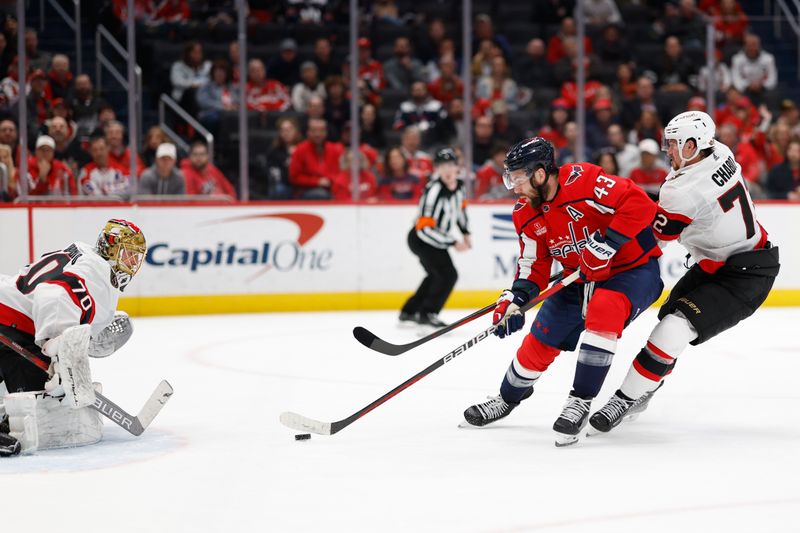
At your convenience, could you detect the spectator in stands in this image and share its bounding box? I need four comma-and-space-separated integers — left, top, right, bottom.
181, 140, 234, 197
24, 70, 51, 130
71, 74, 106, 136
141, 126, 171, 168
79, 135, 130, 198
766, 121, 792, 170
357, 37, 385, 103
442, 97, 466, 146
227, 41, 241, 84
0, 119, 17, 162
197, 59, 235, 128
336, 121, 378, 200
596, 148, 619, 177
292, 62, 326, 113
657, 36, 695, 92
606, 124, 639, 178
696, 49, 733, 94
259, 116, 302, 200
559, 56, 603, 110
16, 135, 76, 197
371, 0, 403, 25
288, 118, 344, 199
378, 146, 421, 200
766, 139, 800, 200
106, 121, 145, 176
383, 36, 425, 92
360, 102, 385, 150
284, 0, 332, 24
719, 121, 765, 197
472, 115, 494, 167
426, 38, 458, 82
629, 109, 663, 145
476, 56, 519, 111
25, 29, 51, 72
304, 94, 327, 133
629, 138, 668, 201
473, 13, 512, 62
400, 125, 433, 184
621, 76, 659, 130
312, 37, 340, 81
491, 100, 523, 143
417, 17, 448, 66
0, 57, 23, 111
151, 0, 190, 23
516, 38, 557, 96
613, 63, 638, 101
475, 142, 513, 200
0, 33, 12, 82
471, 39, 501, 79
547, 17, 592, 65
139, 143, 186, 195
595, 23, 629, 69
47, 54, 73, 102
664, 0, 706, 51
49, 116, 88, 175
0, 143, 14, 201
538, 98, 570, 150
245, 58, 290, 112
584, 0, 622, 28
731, 34, 778, 106
778, 99, 800, 136
324, 76, 350, 140
710, 0, 749, 56
393, 81, 447, 146
95, 104, 117, 134
586, 98, 617, 153
557, 121, 579, 166
269, 38, 302, 88
170, 41, 211, 115
427, 55, 463, 106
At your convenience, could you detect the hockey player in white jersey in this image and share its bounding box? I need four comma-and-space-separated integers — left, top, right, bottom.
0, 219, 146, 456
589, 111, 780, 433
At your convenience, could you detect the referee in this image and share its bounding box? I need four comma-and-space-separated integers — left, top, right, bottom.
400, 148, 471, 328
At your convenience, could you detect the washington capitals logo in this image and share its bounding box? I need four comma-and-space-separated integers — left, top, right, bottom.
564, 165, 583, 186
548, 221, 592, 259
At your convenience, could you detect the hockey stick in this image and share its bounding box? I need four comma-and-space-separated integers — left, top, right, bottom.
353, 271, 564, 356
0, 333, 173, 436
281, 270, 580, 435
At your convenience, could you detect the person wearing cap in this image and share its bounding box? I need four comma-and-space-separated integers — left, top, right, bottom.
538, 98, 570, 149
400, 148, 471, 328
383, 36, 425, 92
628, 138, 668, 201
268, 38, 302, 87
245, 58, 291, 113
138, 143, 186, 196
12, 135, 76, 198
291, 61, 326, 113
356, 37, 385, 96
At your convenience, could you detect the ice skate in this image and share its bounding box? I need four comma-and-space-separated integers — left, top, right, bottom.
461, 388, 533, 428
553, 393, 592, 447
398, 311, 418, 328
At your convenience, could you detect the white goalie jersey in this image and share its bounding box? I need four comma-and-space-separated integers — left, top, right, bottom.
652, 141, 768, 273
0, 242, 119, 346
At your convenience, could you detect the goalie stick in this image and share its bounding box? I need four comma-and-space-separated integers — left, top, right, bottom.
0, 333, 173, 437
281, 270, 580, 436
353, 271, 564, 356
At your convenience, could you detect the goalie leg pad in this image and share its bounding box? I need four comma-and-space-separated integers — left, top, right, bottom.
51, 325, 96, 409
5, 389, 103, 453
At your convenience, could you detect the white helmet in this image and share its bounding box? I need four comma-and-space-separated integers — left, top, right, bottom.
663, 111, 716, 166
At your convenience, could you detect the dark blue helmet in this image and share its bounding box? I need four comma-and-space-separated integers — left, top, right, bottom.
434, 147, 458, 166
504, 137, 558, 177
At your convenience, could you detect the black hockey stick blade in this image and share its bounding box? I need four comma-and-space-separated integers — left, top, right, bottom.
281, 271, 579, 436
353, 271, 564, 356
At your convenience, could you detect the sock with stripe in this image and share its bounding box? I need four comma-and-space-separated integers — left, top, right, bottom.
572, 330, 617, 399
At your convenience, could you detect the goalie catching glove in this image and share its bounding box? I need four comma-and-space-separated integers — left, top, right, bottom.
492, 290, 529, 338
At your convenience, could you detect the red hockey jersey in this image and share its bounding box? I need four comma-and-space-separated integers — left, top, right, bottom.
511, 162, 661, 294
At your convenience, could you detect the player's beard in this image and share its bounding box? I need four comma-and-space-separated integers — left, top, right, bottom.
526, 181, 549, 208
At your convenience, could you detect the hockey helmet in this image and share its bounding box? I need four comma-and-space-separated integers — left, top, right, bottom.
663, 111, 716, 165
503, 137, 558, 190
96, 219, 146, 291
434, 147, 458, 166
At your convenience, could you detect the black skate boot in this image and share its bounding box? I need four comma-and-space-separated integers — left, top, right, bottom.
0, 416, 20, 457
553, 393, 592, 447
417, 313, 447, 328
398, 311, 419, 328
589, 382, 663, 435
462, 388, 533, 427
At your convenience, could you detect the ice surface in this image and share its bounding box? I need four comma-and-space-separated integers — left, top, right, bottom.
2, 308, 799, 532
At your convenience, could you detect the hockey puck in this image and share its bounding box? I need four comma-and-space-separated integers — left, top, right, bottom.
294, 433, 311, 441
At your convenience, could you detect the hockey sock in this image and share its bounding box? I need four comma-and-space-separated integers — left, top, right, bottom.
620, 312, 697, 399
499, 357, 541, 404
572, 330, 617, 399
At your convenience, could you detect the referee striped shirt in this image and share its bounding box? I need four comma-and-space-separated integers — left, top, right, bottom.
414, 177, 469, 249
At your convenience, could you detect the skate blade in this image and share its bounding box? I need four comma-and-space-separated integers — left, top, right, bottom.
397, 321, 418, 329
457, 420, 485, 429
554, 433, 580, 447
586, 426, 603, 437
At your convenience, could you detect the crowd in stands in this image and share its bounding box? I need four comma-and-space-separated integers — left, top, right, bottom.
0, 1, 799, 202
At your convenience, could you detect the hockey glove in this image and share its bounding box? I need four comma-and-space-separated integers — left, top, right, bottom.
579, 231, 618, 282
492, 290, 528, 338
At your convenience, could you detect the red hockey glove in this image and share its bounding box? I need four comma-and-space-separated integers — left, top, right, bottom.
492, 290, 528, 338
579, 231, 617, 282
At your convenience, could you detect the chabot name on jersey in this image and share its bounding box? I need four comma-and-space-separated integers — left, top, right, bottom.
146, 241, 333, 272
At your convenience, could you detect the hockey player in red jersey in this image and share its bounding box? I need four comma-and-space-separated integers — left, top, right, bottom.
589, 111, 780, 434
0, 219, 146, 456
463, 137, 664, 446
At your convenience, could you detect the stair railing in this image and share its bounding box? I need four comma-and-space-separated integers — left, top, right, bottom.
39, 0, 82, 74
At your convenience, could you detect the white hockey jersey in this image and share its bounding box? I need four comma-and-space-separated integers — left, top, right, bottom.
653, 141, 768, 273
0, 242, 119, 345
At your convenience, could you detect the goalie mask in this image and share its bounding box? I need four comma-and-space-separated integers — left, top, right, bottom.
96, 219, 146, 291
